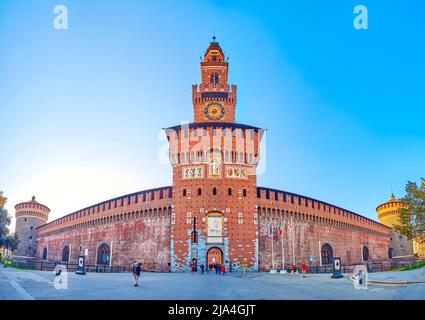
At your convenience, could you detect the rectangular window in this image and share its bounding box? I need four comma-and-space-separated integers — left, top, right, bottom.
238, 212, 243, 224
186, 212, 192, 224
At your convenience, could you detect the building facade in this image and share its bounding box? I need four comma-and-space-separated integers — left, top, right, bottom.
24, 39, 392, 271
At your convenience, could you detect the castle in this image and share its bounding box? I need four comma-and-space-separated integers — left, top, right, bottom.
15, 39, 392, 272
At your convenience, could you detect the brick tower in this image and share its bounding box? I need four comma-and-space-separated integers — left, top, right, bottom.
165, 37, 264, 271
15, 196, 50, 257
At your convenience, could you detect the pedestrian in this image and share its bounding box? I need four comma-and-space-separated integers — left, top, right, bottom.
200, 263, 205, 274
301, 262, 307, 278
229, 263, 232, 273
221, 263, 226, 275
132, 261, 141, 287
218, 263, 221, 275
292, 264, 297, 274
215, 263, 219, 274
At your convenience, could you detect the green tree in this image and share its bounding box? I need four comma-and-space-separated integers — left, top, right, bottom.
395, 178, 425, 244
0, 234, 19, 251
0, 191, 19, 250
0, 191, 11, 238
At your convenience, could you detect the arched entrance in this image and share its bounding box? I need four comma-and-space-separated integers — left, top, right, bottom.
207, 247, 223, 266
62, 245, 70, 262
362, 246, 369, 262
321, 243, 333, 265
97, 243, 111, 265
42, 247, 48, 260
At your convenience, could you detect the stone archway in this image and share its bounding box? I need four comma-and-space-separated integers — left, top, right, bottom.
207, 247, 223, 266
42, 247, 48, 260
321, 243, 333, 265
362, 245, 369, 262
97, 243, 111, 265
62, 245, 70, 262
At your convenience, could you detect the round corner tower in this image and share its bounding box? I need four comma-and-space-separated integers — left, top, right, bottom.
15, 196, 50, 257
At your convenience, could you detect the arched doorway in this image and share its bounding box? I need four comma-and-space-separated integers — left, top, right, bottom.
42, 247, 48, 260
97, 243, 111, 265
207, 247, 223, 266
362, 246, 369, 262
62, 245, 70, 262
321, 243, 333, 265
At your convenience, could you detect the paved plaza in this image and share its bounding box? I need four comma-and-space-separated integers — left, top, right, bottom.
0, 267, 424, 300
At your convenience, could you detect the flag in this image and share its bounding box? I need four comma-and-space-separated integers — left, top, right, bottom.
279, 221, 284, 235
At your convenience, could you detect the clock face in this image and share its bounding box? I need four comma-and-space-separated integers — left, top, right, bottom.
204, 101, 225, 121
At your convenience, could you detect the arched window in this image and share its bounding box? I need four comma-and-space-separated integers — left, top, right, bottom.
212, 188, 217, 195
210, 72, 219, 84
362, 246, 369, 262
228, 188, 232, 196
97, 243, 111, 265
42, 247, 48, 260
62, 245, 70, 262
183, 189, 187, 197
198, 188, 202, 196
243, 189, 247, 197
321, 243, 333, 265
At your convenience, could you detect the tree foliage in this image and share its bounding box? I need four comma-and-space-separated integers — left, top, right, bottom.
0, 191, 11, 238
395, 178, 425, 244
0, 191, 19, 250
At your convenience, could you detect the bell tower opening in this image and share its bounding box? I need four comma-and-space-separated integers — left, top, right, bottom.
192, 36, 237, 123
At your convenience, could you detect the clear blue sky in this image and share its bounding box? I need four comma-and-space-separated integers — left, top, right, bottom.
1, 0, 424, 229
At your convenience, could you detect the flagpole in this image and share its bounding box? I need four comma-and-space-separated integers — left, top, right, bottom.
291, 215, 295, 266
271, 221, 275, 271
281, 215, 285, 270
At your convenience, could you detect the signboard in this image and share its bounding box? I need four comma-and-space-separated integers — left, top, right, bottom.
207, 216, 223, 243
331, 257, 343, 279
76, 255, 86, 275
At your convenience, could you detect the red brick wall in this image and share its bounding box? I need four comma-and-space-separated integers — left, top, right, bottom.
36, 213, 171, 271
256, 187, 391, 270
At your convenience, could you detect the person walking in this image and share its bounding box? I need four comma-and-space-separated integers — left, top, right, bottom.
217, 263, 222, 275
292, 264, 297, 274
301, 262, 307, 278
221, 263, 226, 275
215, 263, 219, 274
200, 263, 205, 274
132, 261, 141, 287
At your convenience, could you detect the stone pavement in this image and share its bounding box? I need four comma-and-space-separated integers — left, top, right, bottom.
0, 267, 424, 300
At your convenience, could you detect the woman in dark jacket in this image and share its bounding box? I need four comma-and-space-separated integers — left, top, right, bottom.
132, 261, 141, 287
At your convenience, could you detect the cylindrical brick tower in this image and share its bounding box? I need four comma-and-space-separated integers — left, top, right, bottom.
14, 196, 50, 257
376, 193, 414, 258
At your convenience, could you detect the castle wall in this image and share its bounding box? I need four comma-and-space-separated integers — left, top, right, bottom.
256, 187, 391, 270
36, 187, 173, 271
36, 213, 171, 271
